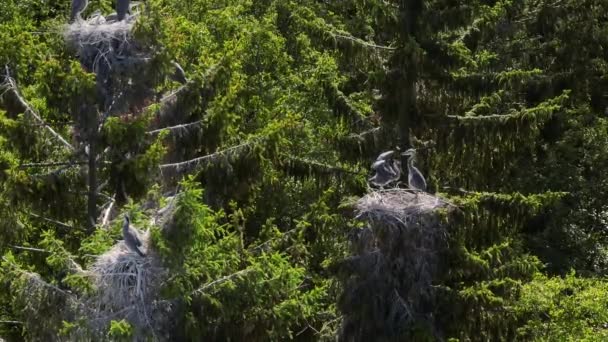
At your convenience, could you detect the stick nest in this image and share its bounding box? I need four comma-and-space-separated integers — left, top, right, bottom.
63, 13, 141, 74
63, 11, 156, 116
339, 189, 454, 341
82, 223, 174, 341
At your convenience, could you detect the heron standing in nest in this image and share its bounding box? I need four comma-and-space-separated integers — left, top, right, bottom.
123, 214, 146, 257
401, 148, 427, 196
116, 0, 131, 21
369, 150, 402, 188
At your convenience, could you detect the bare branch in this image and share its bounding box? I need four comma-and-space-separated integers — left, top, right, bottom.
101, 195, 116, 228
347, 127, 382, 141
159, 140, 255, 174
19, 161, 87, 169
146, 120, 203, 136
193, 268, 255, 295
26, 211, 74, 230
248, 228, 298, 255
283, 155, 362, 176
10, 245, 50, 253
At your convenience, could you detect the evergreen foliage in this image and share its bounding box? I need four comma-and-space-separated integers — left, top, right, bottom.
1, 0, 608, 341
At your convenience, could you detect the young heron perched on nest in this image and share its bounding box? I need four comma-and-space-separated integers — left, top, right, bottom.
123, 214, 146, 257
401, 148, 427, 193
369, 150, 402, 188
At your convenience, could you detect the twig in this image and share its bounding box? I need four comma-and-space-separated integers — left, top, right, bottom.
26, 211, 74, 230
101, 195, 116, 228
0, 320, 23, 325
248, 228, 298, 255
193, 269, 255, 295
19, 161, 87, 168
146, 120, 203, 135
284, 156, 362, 176
0, 74, 74, 151
10, 245, 50, 253
160, 140, 255, 173
332, 33, 396, 51
347, 127, 382, 140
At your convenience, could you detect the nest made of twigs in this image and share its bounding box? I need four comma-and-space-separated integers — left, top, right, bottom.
85, 228, 170, 340
339, 189, 453, 341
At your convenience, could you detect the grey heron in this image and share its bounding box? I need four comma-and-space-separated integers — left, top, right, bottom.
369, 150, 401, 188
170, 61, 188, 84
116, 0, 131, 21
70, 0, 89, 22
401, 148, 427, 193
122, 214, 146, 257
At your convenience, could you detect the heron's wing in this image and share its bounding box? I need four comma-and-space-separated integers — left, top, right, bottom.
410, 166, 427, 190
371, 160, 385, 170
376, 150, 394, 161
130, 228, 143, 246
370, 169, 392, 186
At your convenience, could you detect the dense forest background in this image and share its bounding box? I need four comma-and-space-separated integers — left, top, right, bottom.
2, 0, 608, 340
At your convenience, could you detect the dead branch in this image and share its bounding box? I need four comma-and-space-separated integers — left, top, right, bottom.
159, 140, 255, 174
146, 120, 203, 136
101, 195, 116, 228
10, 245, 50, 253
284, 155, 362, 176
248, 228, 298, 255
193, 268, 255, 295
26, 211, 74, 230
19, 161, 87, 168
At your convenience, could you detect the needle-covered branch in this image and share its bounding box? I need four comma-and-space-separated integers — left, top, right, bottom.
0, 73, 74, 151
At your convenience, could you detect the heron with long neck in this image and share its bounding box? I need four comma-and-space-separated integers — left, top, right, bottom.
401, 148, 427, 193
123, 214, 146, 257
70, 0, 89, 22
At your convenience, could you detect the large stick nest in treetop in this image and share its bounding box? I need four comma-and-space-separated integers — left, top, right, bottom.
339, 189, 454, 340
63, 13, 143, 74
355, 189, 450, 232
63, 11, 157, 117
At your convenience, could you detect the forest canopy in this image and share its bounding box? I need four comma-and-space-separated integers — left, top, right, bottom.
1, 0, 608, 341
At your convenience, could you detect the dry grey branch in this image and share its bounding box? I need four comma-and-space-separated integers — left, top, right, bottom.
9, 245, 50, 253
193, 268, 255, 295
146, 120, 203, 136
159, 140, 255, 176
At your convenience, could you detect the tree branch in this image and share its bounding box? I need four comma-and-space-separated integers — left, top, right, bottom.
332, 33, 396, 51
159, 140, 255, 174
193, 269, 255, 295
146, 120, 203, 136
26, 211, 74, 230
0, 72, 74, 151
10, 245, 50, 253
19, 161, 87, 169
